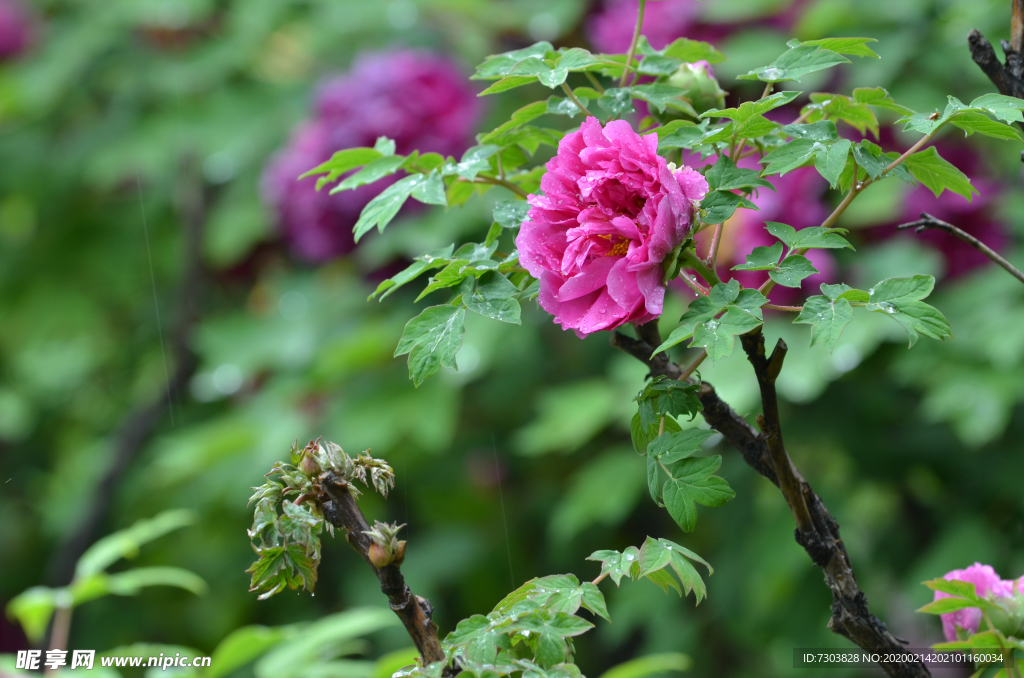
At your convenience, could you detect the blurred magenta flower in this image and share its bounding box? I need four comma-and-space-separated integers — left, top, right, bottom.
261, 50, 479, 262
934, 563, 1011, 641
0, 0, 33, 61
587, 0, 702, 53
517, 117, 708, 337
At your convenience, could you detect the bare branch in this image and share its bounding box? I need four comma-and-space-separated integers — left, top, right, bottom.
898, 212, 1024, 285
611, 325, 931, 678
968, 28, 1024, 98
319, 473, 446, 665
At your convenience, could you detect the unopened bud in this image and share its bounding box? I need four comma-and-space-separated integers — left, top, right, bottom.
368, 542, 392, 569
299, 450, 321, 477
394, 540, 407, 566
665, 60, 727, 116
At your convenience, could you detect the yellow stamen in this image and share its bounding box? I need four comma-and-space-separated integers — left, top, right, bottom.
608, 240, 630, 256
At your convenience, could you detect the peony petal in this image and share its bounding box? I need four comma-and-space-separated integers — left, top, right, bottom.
557, 255, 618, 302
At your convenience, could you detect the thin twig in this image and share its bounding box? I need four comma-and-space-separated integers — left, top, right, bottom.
585, 71, 606, 95
761, 82, 774, 99
678, 350, 707, 382
609, 326, 931, 678
898, 212, 1024, 285
561, 82, 598, 119
319, 473, 446, 665
678, 270, 709, 296
763, 303, 803, 312
619, 0, 646, 89
707, 223, 724, 267
471, 176, 529, 199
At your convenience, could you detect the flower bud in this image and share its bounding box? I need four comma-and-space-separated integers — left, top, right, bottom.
393, 540, 406, 567
988, 592, 1024, 638
299, 448, 322, 477
662, 60, 726, 118
368, 542, 392, 569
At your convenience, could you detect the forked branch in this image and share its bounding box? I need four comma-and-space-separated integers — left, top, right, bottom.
612, 324, 931, 678
967, 0, 1024, 99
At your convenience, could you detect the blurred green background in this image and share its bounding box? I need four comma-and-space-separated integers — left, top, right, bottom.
1, 1, 1023, 677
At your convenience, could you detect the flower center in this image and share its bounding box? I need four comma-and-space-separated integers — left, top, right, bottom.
607, 239, 630, 256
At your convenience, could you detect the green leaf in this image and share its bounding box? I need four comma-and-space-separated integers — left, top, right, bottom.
638, 537, 713, 602
463, 272, 521, 324
662, 38, 726, 64
369, 246, 454, 301
765, 222, 852, 250
494, 200, 531, 229
949, 111, 1024, 142
700, 190, 758, 224
634, 376, 703, 428
455, 145, 500, 181
648, 429, 717, 464
547, 95, 589, 117
352, 175, 419, 241
301, 147, 381, 186
94, 566, 207, 599
814, 138, 852, 187
690, 307, 763, 363
579, 582, 610, 622
598, 87, 636, 116
769, 255, 818, 287
733, 115, 779, 139
657, 122, 710, 150
637, 55, 683, 76
968, 93, 1024, 123
630, 84, 698, 117
394, 305, 466, 386
794, 294, 854, 351
923, 578, 982, 600
739, 44, 850, 83
630, 411, 682, 455
207, 626, 286, 678
902, 146, 977, 201
333, 155, 406, 192
704, 156, 774, 192
796, 37, 879, 58
411, 171, 447, 206
5, 586, 60, 643
759, 139, 817, 176
374, 136, 396, 156
587, 547, 642, 586
481, 101, 548, 142
866, 275, 952, 347
782, 120, 838, 141
556, 47, 603, 72
660, 456, 735, 532
597, 653, 692, 678
733, 242, 783, 271
76, 510, 195, 579
472, 42, 554, 80
917, 598, 981, 615
852, 87, 913, 114
700, 91, 800, 122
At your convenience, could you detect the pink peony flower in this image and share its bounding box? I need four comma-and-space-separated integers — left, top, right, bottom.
517, 117, 708, 337
935, 563, 1007, 642
0, 0, 32, 61
261, 50, 479, 262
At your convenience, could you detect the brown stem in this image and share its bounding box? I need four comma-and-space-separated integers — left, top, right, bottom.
898, 212, 1024, 285
319, 473, 446, 665
610, 326, 931, 678
46, 157, 209, 585
470, 176, 529, 199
